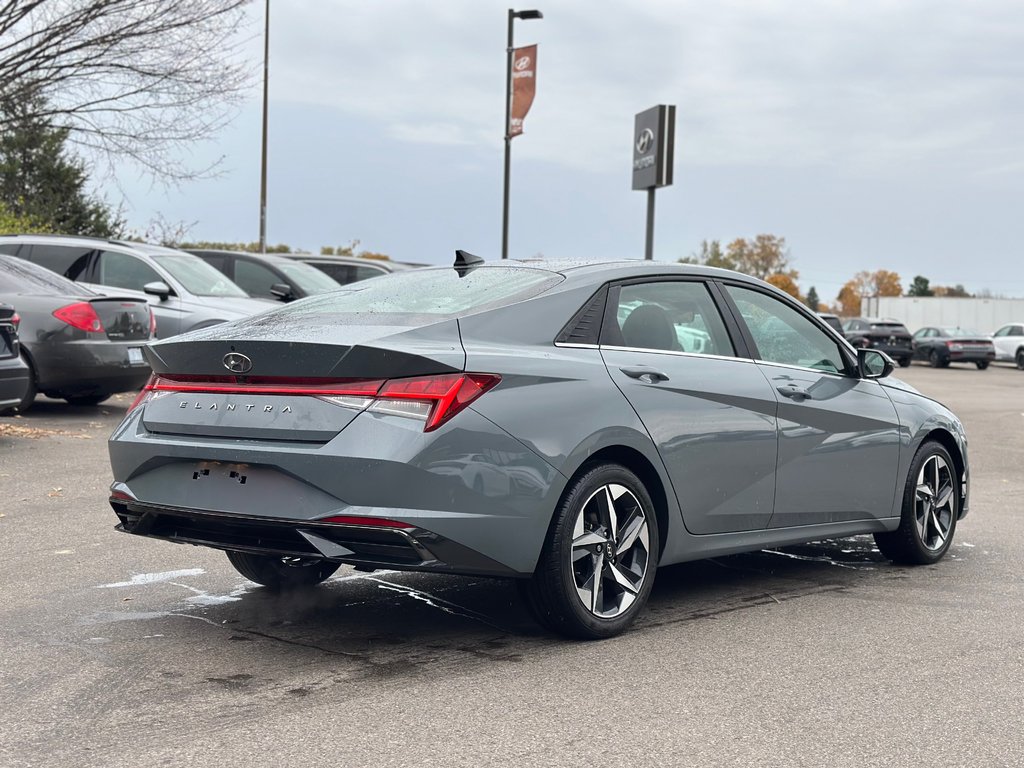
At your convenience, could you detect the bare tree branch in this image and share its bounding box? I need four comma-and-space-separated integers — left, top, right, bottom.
0, 0, 255, 182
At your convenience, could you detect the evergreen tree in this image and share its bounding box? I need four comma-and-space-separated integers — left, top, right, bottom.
908, 275, 934, 297
805, 286, 820, 312
0, 91, 121, 237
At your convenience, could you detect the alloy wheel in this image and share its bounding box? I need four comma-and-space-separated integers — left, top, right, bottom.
570, 483, 651, 618
915, 455, 956, 551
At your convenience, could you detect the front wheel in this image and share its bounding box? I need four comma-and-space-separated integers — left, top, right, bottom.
975, 361, 989, 370
520, 463, 659, 639
225, 551, 340, 589
874, 441, 959, 564
1016, 350, 1024, 370
898, 357, 912, 368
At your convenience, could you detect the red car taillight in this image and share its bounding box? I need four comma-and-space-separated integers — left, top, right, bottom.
53, 302, 104, 332
10, 312, 19, 328
149, 308, 157, 338
128, 372, 501, 430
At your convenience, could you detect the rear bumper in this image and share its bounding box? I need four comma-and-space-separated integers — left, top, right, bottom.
29, 340, 150, 395
0, 355, 30, 409
111, 499, 519, 577
948, 350, 996, 363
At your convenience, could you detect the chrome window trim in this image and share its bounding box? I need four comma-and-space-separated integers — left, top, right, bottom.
598, 344, 753, 364
753, 359, 853, 379
553, 342, 600, 350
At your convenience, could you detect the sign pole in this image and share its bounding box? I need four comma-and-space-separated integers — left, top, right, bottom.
501, 9, 513, 260
645, 188, 655, 260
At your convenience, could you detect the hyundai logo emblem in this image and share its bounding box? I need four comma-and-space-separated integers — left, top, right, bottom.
514, 55, 531, 71
635, 128, 654, 155
222, 352, 253, 374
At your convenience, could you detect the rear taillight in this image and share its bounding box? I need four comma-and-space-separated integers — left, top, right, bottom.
133, 372, 501, 430
318, 514, 414, 529
53, 302, 104, 332
371, 373, 500, 431
149, 309, 157, 338
11, 312, 19, 328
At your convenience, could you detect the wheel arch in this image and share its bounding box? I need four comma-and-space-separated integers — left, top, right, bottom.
566, 445, 670, 558
920, 427, 967, 518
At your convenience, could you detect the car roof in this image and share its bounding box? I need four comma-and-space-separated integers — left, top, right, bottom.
189, 249, 294, 266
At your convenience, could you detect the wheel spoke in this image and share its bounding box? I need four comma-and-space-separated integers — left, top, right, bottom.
607, 561, 640, 595
617, 516, 646, 554
931, 510, 947, 544
934, 481, 954, 510
916, 482, 934, 501
590, 552, 605, 613
602, 486, 618, 537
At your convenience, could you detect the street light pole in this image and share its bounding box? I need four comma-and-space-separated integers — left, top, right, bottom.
501, 8, 542, 260
258, 0, 270, 253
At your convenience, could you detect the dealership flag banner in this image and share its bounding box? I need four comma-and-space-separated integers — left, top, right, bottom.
508, 44, 537, 138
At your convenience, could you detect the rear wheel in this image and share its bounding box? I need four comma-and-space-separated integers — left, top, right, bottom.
225, 551, 340, 589
898, 357, 911, 368
64, 393, 111, 406
874, 441, 958, 564
1016, 350, 1024, 370
520, 463, 659, 639
928, 350, 942, 368
975, 361, 989, 370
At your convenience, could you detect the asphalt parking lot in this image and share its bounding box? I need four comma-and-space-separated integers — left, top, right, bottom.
1, 363, 1022, 768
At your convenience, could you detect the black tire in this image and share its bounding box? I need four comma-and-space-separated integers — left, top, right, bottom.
1016, 350, 1024, 370
874, 440, 959, 565
13, 353, 36, 413
225, 551, 340, 589
64, 393, 111, 406
975, 361, 989, 370
928, 349, 942, 368
898, 357, 911, 368
521, 463, 660, 640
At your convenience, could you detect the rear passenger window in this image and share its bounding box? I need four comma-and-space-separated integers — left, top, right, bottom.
607, 282, 735, 356
96, 250, 161, 291
26, 245, 93, 277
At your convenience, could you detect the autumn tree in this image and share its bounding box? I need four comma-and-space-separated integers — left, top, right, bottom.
908, 275, 933, 297
933, 284, 971, 298
0, 1, 251, 181
805, 286, 820, 312
725, 234, 793, 280
766, 273, 802, 301
836, 282, 863, 316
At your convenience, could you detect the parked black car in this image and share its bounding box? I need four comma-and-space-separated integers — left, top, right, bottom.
0, 255, 153, 411
843, 317, 913, 367
280, 254, 418, 286
0, 301, 31, 413
818, 313, 844, 334
186, 250, 343, 302
911, 326, 996, 369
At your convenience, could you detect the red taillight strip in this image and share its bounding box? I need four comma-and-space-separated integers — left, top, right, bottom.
318, 514, 414, 529
149, 375, 384, 397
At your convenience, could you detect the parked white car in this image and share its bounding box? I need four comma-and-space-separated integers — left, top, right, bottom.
991, 322, 1024, 368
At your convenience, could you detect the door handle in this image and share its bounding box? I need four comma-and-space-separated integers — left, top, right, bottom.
619, 366, 670, 383
776, 385, 811, 401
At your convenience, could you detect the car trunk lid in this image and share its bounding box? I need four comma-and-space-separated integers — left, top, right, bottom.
139, 318, 465, 441
90, 298, 152, 342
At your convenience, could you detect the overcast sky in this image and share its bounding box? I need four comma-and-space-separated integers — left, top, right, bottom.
113, 0, 1024, 303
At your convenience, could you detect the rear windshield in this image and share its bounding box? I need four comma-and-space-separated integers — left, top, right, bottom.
940, 327, 983, 337
151, 252, 249, 298
870, 322, 909, 332
0, 254, 96, 296
267, 266, 562, 323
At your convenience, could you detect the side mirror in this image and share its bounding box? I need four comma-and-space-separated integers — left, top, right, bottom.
858, 348, 894, 379
143, 281, 172, 301
269, 282, 295, 301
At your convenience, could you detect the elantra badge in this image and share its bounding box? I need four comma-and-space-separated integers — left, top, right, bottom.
222, 352, 253, 373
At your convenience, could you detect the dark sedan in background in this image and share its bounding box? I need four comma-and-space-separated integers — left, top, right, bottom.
912, 326, 996, 369
0, 255, 153, 411
843, 317, 914, 367
0, 301, 30, 412
281, 253, 419, 286
187, 250, 343, 302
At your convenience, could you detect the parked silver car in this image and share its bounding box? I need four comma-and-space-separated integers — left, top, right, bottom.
0, 235, 274, 338
109, 258, 969, 639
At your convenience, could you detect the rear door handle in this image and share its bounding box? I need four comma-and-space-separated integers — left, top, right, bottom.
776, 385, 811, 401
619, 366, 670, 383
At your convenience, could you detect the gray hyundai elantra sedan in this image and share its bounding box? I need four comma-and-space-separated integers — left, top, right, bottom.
108, 256, 969, 639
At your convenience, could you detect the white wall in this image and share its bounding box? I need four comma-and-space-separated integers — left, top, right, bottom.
860, 297, 1024, 334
